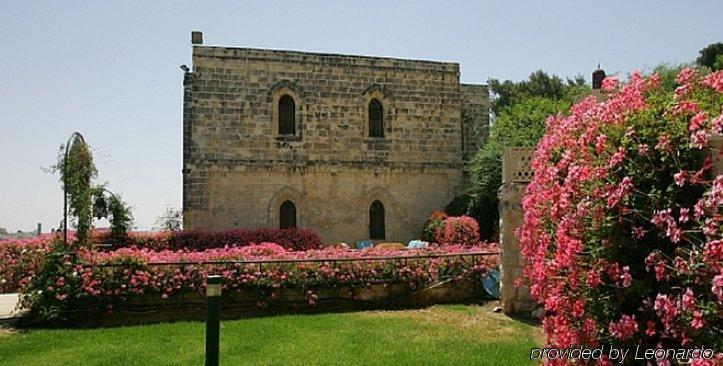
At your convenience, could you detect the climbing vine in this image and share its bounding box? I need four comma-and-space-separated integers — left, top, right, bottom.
51, 133, 132, 246
52, 134, 97, 244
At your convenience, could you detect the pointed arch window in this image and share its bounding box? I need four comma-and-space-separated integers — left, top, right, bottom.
369, 200, 385, 240
280, 200, 296, 229
368, 99, 384, 137
279, 95, 296, 135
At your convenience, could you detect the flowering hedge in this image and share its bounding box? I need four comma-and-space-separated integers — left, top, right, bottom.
519, 69, 723, 364
0, 228, 322, 294
21, 242, 499, 322
0, 235, 54, 293
93, 228, 323, 251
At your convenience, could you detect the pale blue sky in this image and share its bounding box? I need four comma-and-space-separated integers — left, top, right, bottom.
0, 1, 720, 232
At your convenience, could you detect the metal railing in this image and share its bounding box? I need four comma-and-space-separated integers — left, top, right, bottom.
79, 250, 500, 268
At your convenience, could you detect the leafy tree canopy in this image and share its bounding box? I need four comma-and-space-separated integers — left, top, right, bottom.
488, 70, 588, 115
467, 97, 571, 239
461, 71, 589, 240
696, 42, 723, 71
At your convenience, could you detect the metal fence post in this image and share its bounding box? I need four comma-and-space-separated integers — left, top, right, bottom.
205, 275, 222, 366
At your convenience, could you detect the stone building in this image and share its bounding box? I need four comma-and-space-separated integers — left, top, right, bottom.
182, 32, 489, 245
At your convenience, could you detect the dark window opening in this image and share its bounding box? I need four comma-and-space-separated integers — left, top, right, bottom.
280, 200, 296, 229
368, 99, 384, 137
279, 95, 296, 135
369, 200, 385, 240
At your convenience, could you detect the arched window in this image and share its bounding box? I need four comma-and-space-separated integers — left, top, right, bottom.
278, 95, 295, 135
280, 200, 296, 229
369, 200, 385, 240
368, 99, 384, 137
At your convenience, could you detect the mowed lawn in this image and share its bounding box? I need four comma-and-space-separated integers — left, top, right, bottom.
0, 304, 542, 365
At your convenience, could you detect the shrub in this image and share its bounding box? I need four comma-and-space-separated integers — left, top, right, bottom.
421, 210, 448, 242
0, 235, 54, 293
468, 98, 575, 241
436, 216, 480, 246
21, 242, 501, 323
422, 212, 481, 246
519, 68, 723, 363
94, 228, 324, 251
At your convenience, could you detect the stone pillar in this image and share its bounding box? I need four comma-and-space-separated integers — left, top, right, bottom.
499, 147, 536, 314
710, 135, 723, 177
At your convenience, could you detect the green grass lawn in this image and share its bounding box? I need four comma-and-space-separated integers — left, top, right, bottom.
0, 304, 542, 365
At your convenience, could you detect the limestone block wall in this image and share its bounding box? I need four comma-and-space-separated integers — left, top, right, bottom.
710, 135, 723, 177
184, 166, 463, 244
182, 45, 488, 244
499, 148, 536, 314
460, 83, 490, 163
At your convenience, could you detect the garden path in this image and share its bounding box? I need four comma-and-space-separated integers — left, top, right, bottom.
0, 294, 21, 319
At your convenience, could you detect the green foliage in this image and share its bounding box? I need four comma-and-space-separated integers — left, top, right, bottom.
91, 186, 133, 245
421, 211, 447, 243
696, 42, 723, 71
488, 70, 588, 115
466, 97, 572, 240
107, 194, 133, 244
50, 134, 132, 246
153, 207, 183, 231
650, 63, 685, 91
52, 136, 97, 244
444, 194, 473, 216
19, 241, 81, 324
715, 55, 723, 72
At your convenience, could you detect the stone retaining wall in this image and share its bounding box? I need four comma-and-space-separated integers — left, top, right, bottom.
57, 280, 485, 327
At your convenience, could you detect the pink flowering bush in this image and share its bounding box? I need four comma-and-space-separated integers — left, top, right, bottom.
422, 211, 481, 246
21, 241, 500, 323
436, 216, 480, 246
0, 227, 322, 294
519, 69, 723, 364
0, 235, 55, 293
421, 210, 448, 242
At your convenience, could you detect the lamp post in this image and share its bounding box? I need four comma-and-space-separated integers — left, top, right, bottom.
205, 275, 222, 366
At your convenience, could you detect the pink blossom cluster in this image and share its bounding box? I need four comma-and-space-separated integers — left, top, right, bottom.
34, 242, 499, 309
423, 211, 482, 246
519, 68, 723, 364
436, 216, 481, 246
0, 234, 56, 293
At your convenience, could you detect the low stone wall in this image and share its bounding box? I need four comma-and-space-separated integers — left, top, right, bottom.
57, 280, 485, 327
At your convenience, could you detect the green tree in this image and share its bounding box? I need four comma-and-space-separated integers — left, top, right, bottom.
462, 65, 690, 241
696, 42, 723, 71
466, 97, 572, 239
488, 70, 587, 115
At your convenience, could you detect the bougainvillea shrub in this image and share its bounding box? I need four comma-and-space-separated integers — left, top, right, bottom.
1, 228, 322, 293
21, 242, 500, 322
93, 228, 323, 251
436, 216, 480, 246
519, 69, 723, 364
421, 210, 448, 242
421, 211, 481, 246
